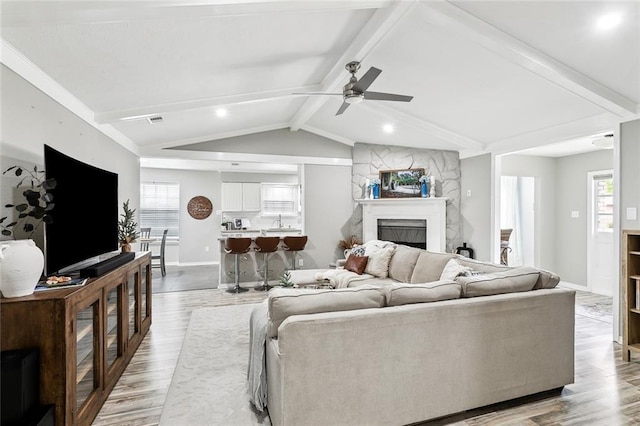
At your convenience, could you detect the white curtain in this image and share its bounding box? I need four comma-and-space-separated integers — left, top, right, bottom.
501, 176, 523, 266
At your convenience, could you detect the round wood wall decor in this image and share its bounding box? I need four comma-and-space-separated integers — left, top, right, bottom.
187, 196, 213, 220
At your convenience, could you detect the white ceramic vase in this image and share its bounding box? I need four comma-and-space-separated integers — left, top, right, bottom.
0, 239, 44, 298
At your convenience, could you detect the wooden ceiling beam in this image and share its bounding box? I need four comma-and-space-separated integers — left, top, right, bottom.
289, 1, 417, 131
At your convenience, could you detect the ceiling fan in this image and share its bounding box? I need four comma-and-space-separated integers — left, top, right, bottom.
295, 61, 414, 115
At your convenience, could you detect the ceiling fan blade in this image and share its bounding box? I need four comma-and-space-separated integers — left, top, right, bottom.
293, 92, 342, 96
364, 91, 413, 102
353, 67, 381, 92
336, 102, 350, 116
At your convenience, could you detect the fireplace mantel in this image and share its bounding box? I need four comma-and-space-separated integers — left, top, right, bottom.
356, 197, 447, 252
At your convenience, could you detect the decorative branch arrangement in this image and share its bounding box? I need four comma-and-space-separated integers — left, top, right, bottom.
1, 165, 56, 239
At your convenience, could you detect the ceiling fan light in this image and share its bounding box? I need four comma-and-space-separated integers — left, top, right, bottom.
344, 94, 363, 104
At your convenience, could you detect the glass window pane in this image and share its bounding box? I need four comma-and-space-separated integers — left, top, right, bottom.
261, 184, 298, 215
140, 182, 180, 239
128, 274, 138, 340
105, 286, 120, 368
76, 302, 98, 409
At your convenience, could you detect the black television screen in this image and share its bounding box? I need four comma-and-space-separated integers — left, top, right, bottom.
44, 145, 118, 275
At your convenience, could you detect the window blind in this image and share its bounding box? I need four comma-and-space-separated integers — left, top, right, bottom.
261, 184, 298, 216
140, 182, 180, 239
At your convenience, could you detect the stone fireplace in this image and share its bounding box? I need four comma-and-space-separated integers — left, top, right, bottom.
357, 198, 446, 252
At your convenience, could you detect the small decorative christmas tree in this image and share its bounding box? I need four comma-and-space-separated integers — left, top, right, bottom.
117, 199, 139, 252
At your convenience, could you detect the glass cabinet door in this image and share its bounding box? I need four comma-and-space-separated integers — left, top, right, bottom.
105, 282, 124, 371
128, 271, 140, 341
76, 300, 99, 411
141, 264, 151, 325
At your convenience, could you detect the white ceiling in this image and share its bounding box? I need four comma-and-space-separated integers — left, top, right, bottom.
1, 0, 638, 170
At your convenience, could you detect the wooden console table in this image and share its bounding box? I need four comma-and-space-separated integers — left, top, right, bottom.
0, 252, 152, 425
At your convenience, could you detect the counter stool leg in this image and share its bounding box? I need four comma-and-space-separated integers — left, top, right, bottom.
227, 253, 248, 293
255, 252, 272, 291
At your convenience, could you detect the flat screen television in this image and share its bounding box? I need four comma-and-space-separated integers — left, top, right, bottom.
44, 145, 119, 275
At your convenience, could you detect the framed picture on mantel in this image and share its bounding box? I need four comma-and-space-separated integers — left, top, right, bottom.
379, 168, 424, 198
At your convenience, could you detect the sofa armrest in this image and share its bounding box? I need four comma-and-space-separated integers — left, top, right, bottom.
336, 258, 347, 268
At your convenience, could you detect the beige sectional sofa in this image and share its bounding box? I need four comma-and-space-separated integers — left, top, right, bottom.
265, 242, 575, 426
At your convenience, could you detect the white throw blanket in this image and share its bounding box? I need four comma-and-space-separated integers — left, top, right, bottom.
247, 300, 269, 412
314, 268, 374, 288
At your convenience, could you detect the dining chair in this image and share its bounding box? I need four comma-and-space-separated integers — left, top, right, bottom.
152, 229, 168, 277
139, 227, 151, 251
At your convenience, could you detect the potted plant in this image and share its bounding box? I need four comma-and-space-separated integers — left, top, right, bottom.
338, 234, 362, 258
279, 270, 295, 288
118, 199, 139, 252
0, 164, 56, 298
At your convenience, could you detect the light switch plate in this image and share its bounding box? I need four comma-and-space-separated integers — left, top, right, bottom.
571, 211, 579, 218
627, 207, 638, 221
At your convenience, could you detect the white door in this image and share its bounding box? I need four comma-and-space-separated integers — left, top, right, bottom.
587, 171, 614, 296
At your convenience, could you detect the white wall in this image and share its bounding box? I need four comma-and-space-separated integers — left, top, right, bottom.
302, 164, 353, 268
140, 168, 221, 265
1, 65, 139, 249
460, 154, 493, 261
620, 119, 640, 231
501, 154, 557, 272
616, 118, 640, 341
554, 150, 613, 286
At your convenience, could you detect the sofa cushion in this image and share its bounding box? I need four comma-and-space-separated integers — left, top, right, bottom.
410, 251, 456, 284
267, 286, 385, 337
440, 258, 473, 281
344, 255, 368, 275
457, 266, 540, 297
388, 245, 422, 283
455, 256, 560, 289
364, 245, 396, 278
455, 256, 511, 274
383, 280, 461, 306
347, 277, 398, 288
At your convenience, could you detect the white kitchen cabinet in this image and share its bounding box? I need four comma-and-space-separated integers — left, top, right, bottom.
221, 182, 261, 212
242, 183, 261, 211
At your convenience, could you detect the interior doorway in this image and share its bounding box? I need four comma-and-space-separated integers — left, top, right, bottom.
500, 176, 535, 267
587, 170, 614, 296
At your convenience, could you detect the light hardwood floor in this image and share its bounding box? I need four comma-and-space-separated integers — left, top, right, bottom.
93, 279, 640, 425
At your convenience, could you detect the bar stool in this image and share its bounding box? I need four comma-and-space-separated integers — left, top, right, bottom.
283, 235, 308, 270
224, 237, 252, 293
254, 236, 281, 291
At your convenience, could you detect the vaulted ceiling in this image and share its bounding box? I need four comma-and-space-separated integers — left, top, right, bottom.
2, 1, 638, 171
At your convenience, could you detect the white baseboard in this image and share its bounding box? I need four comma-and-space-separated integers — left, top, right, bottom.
176, 261, 219, 267
558, 280, 588, 291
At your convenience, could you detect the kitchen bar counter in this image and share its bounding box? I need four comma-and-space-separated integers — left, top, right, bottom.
220, 228, 302, 236
218, 233, 306, 287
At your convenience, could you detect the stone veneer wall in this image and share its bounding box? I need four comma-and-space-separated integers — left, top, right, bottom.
351, 143, 462, 253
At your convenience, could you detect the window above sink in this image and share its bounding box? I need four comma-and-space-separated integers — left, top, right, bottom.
261, 183, 299, 216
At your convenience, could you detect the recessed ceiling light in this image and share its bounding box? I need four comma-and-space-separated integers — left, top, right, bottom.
597, 13, 622, 30
383, 124, 394, 134
216, 108, 228, 118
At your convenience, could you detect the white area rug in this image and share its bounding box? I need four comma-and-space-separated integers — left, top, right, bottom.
159, 303, 271, 425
